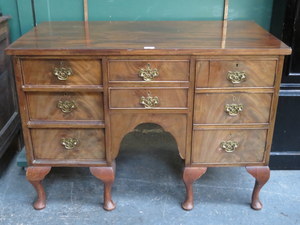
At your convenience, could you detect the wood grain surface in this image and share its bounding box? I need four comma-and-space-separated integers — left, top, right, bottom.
109, 88, 188, 109
5, 21, 291, 56
27, 92, 104, 121
193, 93, 273, 124
108, 60, 189, 82
192, 129, 268, 164
196, 59, 277, 88
21, 59, 102, 85
31, 128, 105, 161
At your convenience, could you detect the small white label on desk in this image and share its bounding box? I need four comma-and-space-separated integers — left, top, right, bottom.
144, 46, 155, 49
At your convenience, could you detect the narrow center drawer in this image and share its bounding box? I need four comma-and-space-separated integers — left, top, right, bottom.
21, 59, 102, 85
31, 128, 105, 161
108, 60, 189, 82
27, 92, 104, 121
109, 88, 188, 109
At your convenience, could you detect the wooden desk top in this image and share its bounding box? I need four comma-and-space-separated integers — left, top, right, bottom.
6, 21, 291, 56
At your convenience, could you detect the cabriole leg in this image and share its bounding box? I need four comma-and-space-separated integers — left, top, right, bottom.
26, 166, 51, 210
182, 167, 207, 210
90, 163, 116, 211
245, 166, 270, 210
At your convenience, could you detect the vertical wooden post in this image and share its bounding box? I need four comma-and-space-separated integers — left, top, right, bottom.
31, 0, 37, 26
222, 0, 229, 48
223, 0, 229, 20
83, 0, 88, 21
83, 0, 90, 45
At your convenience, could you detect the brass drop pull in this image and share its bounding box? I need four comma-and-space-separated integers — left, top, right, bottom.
221, 140, 238, 153
57, 100, 77, 113
61, 137, 79, 150
227, 71, 246, 84
53, 62, 73, 80
225, 103, 243, 116
139, 63, 159, 81
140, 92, 159, 108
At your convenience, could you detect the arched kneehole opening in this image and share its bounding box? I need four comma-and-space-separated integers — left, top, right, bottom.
115, 123, 183, 204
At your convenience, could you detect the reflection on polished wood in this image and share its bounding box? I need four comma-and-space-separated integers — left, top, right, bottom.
6, 21, 291, 56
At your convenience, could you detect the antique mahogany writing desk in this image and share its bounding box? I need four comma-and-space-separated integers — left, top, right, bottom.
6, 21, 291, 211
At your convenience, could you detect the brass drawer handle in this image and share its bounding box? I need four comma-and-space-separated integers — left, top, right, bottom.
61, 137, 79, 150
221, 140, 238, 153
225, 103, 243, 116
227, 71, 246, 84
140, 92, 159, 108
53, 62, 73, 80
139, 63, 159, 81
57, 100, 77, 113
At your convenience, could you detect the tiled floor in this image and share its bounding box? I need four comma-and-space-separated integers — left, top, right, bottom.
0, 129, 299, 225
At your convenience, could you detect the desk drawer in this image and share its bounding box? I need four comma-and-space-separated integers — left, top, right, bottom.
196, 60, 277, 88
21, 59, 102, 85
27, 92, 104, 121
109, 88, 188, 109
31, 128, 105, 161
194, 93, 272, 124
192, 129, 267, 164
108, 60, 189, 82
